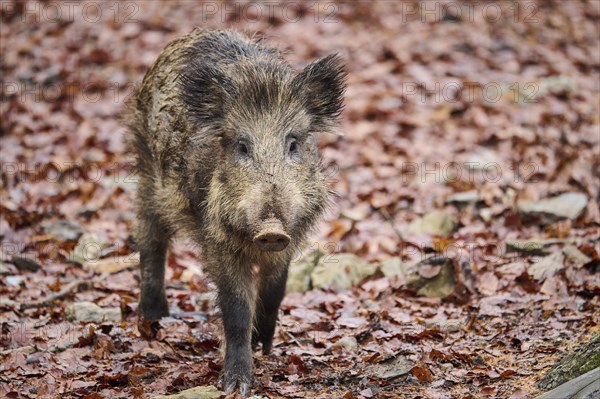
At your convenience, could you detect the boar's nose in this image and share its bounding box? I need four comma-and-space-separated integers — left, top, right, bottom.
253, 221, 290, 252
254, 232, 290, 252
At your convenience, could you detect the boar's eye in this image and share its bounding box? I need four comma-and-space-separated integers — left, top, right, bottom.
237, 141, 249, 156
287, 138, 299, 157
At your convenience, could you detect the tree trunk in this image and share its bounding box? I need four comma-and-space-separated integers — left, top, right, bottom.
536, 367, 599, 399
536, 332, 600, 398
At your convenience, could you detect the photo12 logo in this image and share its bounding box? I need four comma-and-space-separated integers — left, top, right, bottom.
199, 1, 339, 23
1, 81, 136, 105
399, 1, 539, 24
1, 1, 139, 24
400, 161, 539, 184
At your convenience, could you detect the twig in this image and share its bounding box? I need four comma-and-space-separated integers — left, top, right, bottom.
377, 208, 404, 241
20, 279, 92, 310
19, 264, 138, 310
286, 331, 306, 349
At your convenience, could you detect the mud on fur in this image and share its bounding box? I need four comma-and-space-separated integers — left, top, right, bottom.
125, 29, 346, 396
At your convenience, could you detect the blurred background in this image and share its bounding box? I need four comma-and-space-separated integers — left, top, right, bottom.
1, 1, 599, 398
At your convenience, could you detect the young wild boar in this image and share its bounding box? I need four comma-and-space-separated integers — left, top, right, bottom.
126, 29, 346, 395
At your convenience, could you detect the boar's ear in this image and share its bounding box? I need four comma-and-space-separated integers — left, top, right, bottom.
292, 54, 347, 132
179, 60, 236, 127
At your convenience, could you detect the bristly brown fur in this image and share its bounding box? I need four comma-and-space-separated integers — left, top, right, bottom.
125, 28, 346, 396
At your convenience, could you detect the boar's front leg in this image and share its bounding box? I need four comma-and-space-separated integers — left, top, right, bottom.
211, 257, 256, 395
253, 265, 289, 355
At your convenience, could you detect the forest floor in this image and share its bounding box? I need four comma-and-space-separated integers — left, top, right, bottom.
1, 1, 599, 398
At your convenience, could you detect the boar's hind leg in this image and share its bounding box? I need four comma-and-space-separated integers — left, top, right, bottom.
212, 260, 256, 395
136, 203, 170, 333
253, 266, 289, 355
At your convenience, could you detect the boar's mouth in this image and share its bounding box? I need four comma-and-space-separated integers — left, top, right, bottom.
252, 219, 290, 252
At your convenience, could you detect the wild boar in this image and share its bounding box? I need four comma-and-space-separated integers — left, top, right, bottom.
126, 29, 346, 395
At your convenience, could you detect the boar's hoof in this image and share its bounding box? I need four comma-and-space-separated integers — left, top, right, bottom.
253, 231, 290, 252
252, 330, 274, 355
137, 316, 161, 340
224, 372, 252, 396
137, 300, 169, 339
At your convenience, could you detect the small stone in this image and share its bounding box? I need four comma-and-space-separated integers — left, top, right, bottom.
368, 355, 413, 379
71, 233, 111, 265
417, 263, 455, 298
407, 257, 456, 299
408, 211, 457, 237
41, 219, 85, 243
518, 192, 588, 221
311, 253, 376, 291
562, 245, 592, 267
528, 252, 565, 281
66, 302, 121, 323
51, 333, 81, 352
425, 316, 463, 333
378, 257, 406, 278
286, 249, 322, 293
442, 320, 462, 333
151, 385, 223, 399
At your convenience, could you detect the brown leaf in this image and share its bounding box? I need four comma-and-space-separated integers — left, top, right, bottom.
410, 365, 433, 383
478, 272, 499, 296
429, 348, 450, 363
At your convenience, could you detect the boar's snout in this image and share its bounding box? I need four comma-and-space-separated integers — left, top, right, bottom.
253, 220, 290, 252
